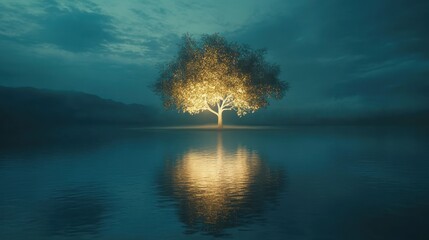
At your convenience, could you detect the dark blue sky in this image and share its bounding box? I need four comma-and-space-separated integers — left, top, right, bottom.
1, 0, 428, 120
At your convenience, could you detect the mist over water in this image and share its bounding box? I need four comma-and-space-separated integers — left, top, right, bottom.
0, 127, 428, 239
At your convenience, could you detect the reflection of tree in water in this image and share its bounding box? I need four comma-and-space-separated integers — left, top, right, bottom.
44, 186, 109, 237
157, 134, 286, 237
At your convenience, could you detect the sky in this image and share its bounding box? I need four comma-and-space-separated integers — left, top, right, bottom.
0, 0, 428, 123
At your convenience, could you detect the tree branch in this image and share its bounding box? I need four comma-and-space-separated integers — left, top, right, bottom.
220, 94, 233, 109
223, 101, 233, 108
204, 97, 218, 116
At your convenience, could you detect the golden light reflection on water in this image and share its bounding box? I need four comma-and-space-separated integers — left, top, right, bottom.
158, 133, 285, 236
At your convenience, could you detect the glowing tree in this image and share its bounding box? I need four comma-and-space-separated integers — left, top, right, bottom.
153, 34, 287, 128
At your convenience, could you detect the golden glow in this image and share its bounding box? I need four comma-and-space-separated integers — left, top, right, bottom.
172, 135, 261, 224
157, 133, 285, 235
169, 47, 262, 127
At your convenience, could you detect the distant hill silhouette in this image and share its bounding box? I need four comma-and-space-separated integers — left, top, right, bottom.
1, 86, 428, 133
0, 86, 156, 132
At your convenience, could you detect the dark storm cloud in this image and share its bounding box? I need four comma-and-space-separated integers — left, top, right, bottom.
37, 5, 117, 52
229, 0, 429, 120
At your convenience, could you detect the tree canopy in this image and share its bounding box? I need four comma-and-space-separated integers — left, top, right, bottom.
153, 33, 287, 127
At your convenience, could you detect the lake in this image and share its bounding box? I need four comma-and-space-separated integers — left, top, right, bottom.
1, 126, 428, 239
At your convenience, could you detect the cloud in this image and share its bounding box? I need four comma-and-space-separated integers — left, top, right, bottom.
1, 0, 291, 61
228, 0, 429, 116
37, 3, 117, 52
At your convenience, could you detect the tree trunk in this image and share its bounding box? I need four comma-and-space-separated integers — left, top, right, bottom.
217, 111, 223, 129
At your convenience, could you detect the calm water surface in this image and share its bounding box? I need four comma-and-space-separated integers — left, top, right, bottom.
0, 127, 428, 239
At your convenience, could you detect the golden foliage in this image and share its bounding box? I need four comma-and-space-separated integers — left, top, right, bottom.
171, 46, 262, 116
154, 34, 286, 119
